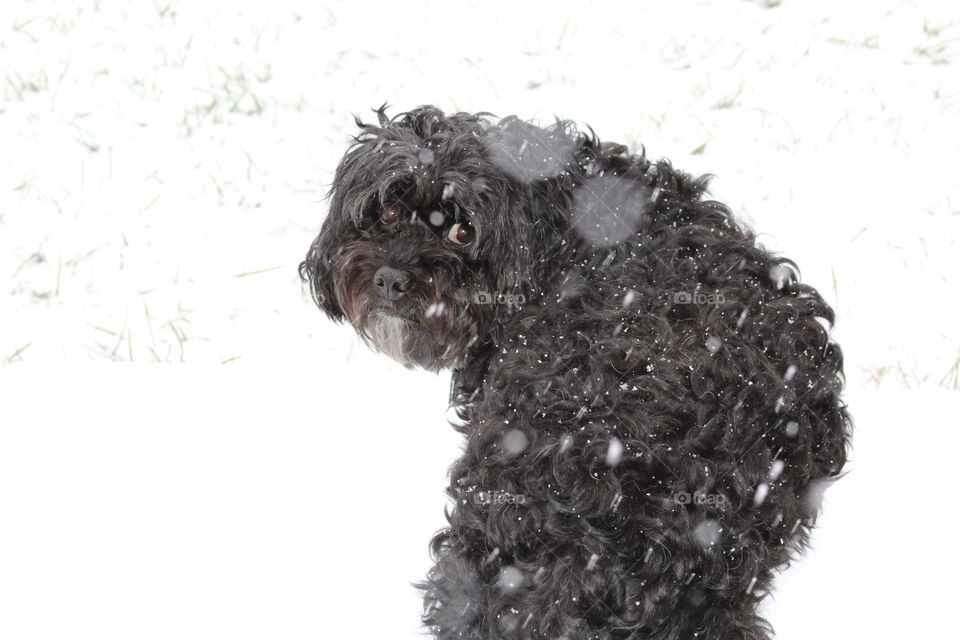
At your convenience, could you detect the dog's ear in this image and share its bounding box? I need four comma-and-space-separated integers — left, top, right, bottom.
299, 218, 344, 321
300, 127, 386, 321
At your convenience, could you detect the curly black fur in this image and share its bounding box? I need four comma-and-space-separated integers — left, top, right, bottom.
300, 105, 851, 640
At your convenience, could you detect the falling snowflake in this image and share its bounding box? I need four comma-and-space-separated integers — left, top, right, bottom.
502, 429, 529, 456
736, 308, 749, 329
611, 493, 624, 511
753, 483, 769, 506
774, 395, 785, 413
706, 336, 723, 354
692, 519, 722, 548
483, 125, 576, 182
606, 438, 623, 466
497, 566, 525, 592
570, 175, 652, 247
769, 460, 785, 481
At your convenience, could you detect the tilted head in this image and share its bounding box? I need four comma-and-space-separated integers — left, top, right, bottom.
300, 105, 597, 371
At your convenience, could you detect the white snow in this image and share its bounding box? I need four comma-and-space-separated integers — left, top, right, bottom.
501, 428, 529, 456
785, 420, 801, 438
428, 210, 445, 227
570, 175, 651, 246
754, 482, 771, 506
497, 566, 524, 592
605, 437, 624, 466
706, 335, 723, 354
0, 1, 957, 387
769, 459, 786, 481
0, 0, 958, 638
692, 519, 722, 549
761, 390, 959, 639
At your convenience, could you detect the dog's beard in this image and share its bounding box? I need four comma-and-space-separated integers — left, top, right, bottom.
332, 242, 481, 371
366, 313, 411, 363
364, 313, 452, 369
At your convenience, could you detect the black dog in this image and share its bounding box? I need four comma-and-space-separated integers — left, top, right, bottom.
301, 106, 850, 640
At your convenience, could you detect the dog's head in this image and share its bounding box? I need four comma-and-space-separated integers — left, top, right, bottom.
300, 105, 590, 371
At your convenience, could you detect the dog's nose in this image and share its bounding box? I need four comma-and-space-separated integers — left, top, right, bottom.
373, 265, 411, 300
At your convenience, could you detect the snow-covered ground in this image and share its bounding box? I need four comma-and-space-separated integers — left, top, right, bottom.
1, 0, 958, 638
1, 366, 957, 638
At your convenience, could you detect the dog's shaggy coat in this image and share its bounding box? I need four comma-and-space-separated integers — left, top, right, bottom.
301, 106, 851, 640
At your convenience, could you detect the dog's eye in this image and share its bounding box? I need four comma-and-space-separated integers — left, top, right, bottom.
447, 222, 475, 246
379, 204, 401, 226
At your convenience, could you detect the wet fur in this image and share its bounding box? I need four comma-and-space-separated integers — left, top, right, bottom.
300, 106, 851, 639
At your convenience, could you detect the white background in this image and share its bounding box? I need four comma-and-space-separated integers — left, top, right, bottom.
1, 0, 958, 638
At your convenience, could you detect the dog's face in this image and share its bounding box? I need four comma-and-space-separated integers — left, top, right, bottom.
300, 107, 578, 371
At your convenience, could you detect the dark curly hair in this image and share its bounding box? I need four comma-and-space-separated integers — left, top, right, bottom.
301, 106, 851, 639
